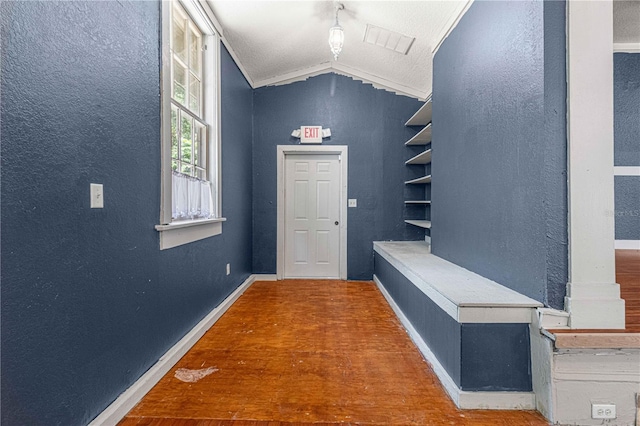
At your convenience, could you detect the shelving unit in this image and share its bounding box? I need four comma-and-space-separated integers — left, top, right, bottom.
405, 175, 431, 185
404, 96, 432, 235
404, 124, 432, 146
405, 149, 431, 165
405, 100, 433, 126
404, 200, 431, 205
404, 220, 431, 229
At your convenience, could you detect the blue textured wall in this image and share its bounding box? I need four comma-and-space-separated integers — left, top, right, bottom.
615, 177, 640, 240
614, 53, 640, 240
0, 1, 253, 423
614, 53, 640, 167
431, 0, 567, 309
252, 74, 425, 279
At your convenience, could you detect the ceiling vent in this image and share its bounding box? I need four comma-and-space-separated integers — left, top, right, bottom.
363, 24, 415, 55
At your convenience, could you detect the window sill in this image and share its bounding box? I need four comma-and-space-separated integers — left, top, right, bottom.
155, 217, 226, 250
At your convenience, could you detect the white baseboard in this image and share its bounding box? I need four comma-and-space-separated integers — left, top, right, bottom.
254, 274, 277, 281
373, 274, 536, 410
615, 240, 640, 250
89, 274, 263, 426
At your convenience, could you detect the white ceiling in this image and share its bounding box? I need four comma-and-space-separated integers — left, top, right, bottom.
207, 1, 470, 99
207, 0, 640, 100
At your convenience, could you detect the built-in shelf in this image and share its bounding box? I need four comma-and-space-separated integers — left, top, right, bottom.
404, 123, 432, 146
405, 175, 431, 185
403, 96, 432, 235
405, 149, 432, 165
404, 220, 432, 229
405, 98, 433, 126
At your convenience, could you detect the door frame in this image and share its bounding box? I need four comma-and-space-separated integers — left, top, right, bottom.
277, 145, 348, 280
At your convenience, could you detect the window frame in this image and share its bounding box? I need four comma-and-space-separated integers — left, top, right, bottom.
156, 0, 225, 250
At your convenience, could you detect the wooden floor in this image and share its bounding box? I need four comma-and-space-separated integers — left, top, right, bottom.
120, 280, 548, 426
546, 250, 640, 349
617, 249, 640, 332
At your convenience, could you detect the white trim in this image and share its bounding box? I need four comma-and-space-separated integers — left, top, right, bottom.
615, 240, 640, 250
213, 29, 223, 218
198, 0, 224, 37
536, 307, 570, 330
330, 62, 428, 100
373, 242, 540, 324
88, 274, 269, 426
253, 63, 428, 101
158, 0, 223, 249
252, 274, 277, 281
613, 43, 640, 53
614, 166, 640, 176
160, 1, 172, 225
253, 63, 332, 89
374, 243, 456, 319
457, 307, 533, 324
276, 145, 348, 281
219, 36, 255, 88
374, 275, 536, 410
155, 217, 226, 231
181, 0, 215, 34
155, 218, 226, 250
432, 0, 474, 55
565, 1, 625, 329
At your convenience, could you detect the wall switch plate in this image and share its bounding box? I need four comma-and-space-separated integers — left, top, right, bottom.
592, 404, 616, 419
226, 263, 230, 275
348, 199, 357, 208
90, 183, 104, 208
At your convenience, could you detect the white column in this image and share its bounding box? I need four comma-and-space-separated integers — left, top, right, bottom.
565, 0, 625, 329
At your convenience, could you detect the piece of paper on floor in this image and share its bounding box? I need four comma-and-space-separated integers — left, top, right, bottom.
174, 367, 219, 383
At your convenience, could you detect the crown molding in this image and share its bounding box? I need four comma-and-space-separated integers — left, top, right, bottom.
613, 43, 640, 53
219, 37, 255, 88
252, 63, 333, 88
251, 62, 428, 100
330, 62, 428, 100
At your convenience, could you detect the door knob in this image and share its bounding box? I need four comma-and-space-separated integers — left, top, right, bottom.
335, 221, 339, 225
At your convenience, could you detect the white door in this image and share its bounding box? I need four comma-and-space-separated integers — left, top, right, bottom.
284, 154, 341, 278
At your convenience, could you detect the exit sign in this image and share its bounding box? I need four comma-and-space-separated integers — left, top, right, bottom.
300, 126, 322, 144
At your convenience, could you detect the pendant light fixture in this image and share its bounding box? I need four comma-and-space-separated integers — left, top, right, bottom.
328, 2, 345, 61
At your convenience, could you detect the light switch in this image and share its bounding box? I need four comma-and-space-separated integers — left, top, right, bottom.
90, 183, 104, 208
348, 199, 357, 208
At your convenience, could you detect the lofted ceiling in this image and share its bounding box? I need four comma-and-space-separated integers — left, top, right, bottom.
207, 0, 640, 100
207, 1, 470, 99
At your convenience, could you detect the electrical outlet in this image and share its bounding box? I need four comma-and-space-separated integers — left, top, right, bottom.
226, 263, 230, 276
348, 199, 357, 208
592, 404, 616, 419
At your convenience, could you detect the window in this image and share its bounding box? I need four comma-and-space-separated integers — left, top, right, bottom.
156, 0, 225, 250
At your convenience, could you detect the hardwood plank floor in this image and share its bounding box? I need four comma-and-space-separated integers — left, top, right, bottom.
547, 250, 640, 349
617, 250, 640, 332
120, 280, 547, 426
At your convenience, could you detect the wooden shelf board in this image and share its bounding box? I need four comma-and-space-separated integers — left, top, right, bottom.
405, 175, 431, 185
404, 124, 432, 146
405, 200, 431, 204
404, 220, 432, 229
405, 98, 433, 126
405, 149, 432, 165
